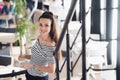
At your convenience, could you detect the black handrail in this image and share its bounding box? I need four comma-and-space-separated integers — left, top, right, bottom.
81, 0, 86, 80
70, 24, 82, 49
53, 0, 78, 80
59, 58, 67, 72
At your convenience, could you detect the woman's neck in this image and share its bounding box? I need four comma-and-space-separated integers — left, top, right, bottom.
39, 35, 51, 41
38, 35, 54, 46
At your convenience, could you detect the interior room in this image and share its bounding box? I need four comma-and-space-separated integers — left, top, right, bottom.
0, 0, 120, 80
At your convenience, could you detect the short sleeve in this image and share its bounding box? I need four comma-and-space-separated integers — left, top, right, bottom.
47, 56, 56, 64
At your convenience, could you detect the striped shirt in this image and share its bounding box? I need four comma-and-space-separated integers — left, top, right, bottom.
27, 39, 56, 77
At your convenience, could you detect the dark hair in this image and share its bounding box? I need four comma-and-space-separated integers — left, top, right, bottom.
39, 11, 59, 44
39, 11, 53, 20
3, 0, 10, 2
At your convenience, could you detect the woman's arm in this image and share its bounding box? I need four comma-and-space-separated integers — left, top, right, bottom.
57, 49, 62, 62
33, 63, 56, 73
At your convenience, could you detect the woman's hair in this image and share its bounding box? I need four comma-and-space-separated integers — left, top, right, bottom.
3, 0, 10, 2
39, 11, 59, 44
39, 11, 62, 60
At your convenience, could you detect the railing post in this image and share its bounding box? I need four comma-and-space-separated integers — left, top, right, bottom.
54, 0, 78, 80
81, 0, 86, 80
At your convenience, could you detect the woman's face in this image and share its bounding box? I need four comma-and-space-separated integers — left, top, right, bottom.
39, 18, 51, 36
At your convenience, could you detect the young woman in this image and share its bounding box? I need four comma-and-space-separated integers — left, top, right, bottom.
19, 11, 62, 80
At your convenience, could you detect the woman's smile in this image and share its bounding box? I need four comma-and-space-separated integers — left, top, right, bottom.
39, 18, 51, 36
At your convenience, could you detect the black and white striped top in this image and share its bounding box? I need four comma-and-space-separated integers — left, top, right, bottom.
27, 39, 56, 77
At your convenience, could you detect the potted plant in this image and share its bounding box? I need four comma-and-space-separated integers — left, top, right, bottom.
14, 0, 35, 59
